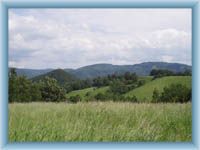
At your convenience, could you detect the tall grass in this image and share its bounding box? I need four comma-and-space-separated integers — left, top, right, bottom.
9, 102, 191, 142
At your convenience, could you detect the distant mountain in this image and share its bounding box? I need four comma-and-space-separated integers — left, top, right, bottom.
11, 62, 192, 79
31, 69, 77, 85
66, 62, 192, 79
10, 68, 54, 79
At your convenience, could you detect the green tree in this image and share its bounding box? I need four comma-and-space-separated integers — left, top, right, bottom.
152, 88, 160, 103
39, 77, 66, 102
9, 68, 17, 102
30, 82, 42, 101
110, 80, 128, 94
16, 76, 32, 102
9, 68, 41, 102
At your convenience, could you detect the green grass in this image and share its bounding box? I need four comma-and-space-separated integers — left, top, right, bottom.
9, 102, 191, 142
66, 76, 191, 102
65, 76, 153, 101
138, 76, 153, 83
66, 86, 109, 101
66, 87, 95, 97
124, 76, 191, 101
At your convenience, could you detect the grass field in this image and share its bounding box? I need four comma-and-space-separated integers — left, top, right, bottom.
9, 102, 191, 142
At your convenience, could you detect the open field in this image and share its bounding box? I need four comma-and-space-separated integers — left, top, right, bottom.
9, 102, 192, 142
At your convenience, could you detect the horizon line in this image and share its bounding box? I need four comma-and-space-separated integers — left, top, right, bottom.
8, 61, 192, 70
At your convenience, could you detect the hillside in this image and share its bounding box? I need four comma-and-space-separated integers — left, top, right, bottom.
66, 76, 191, 102
68, 62, 191, 79
66, 86, 109, 101
124, 76, 192, 101
32, 69, 77, 85
11, 62, 191, 79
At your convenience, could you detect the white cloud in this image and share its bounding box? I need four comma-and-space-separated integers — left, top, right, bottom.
162, 55, 173, 62
9, 9, 191, 69
149, 28, 190, 49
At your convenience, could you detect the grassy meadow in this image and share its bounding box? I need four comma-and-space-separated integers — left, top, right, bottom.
9, 102, 192, 142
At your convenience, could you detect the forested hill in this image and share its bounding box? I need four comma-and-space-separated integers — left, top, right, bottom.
11, 62, 191, 79
31, 69, 77, 85
68, 62, 191, 79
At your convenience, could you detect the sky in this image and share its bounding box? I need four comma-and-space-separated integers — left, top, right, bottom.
9, 9, 191, 69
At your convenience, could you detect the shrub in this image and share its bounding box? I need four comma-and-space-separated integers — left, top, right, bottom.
152, 88, 160, 103
85, 92, 91, 97
124, 95, 138, 103
110, 81, 128, 94
94, 93, 106, 101
138, 80, 146, 87
159, 84, 191, 103
69, 95, 81, 103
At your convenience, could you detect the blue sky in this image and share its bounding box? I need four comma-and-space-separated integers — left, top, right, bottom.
9, 9, 191, 69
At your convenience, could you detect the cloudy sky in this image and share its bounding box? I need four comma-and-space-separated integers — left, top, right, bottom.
9, 9, 191, 69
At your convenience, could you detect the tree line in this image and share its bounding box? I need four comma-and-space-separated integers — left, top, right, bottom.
68, 83, 192, 103
150, 69, 191, 79
9, 68, 191, 103
9, 68, 140, 103
64, 72, 139, 93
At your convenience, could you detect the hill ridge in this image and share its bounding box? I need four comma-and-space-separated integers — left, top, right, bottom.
31, 68, 77, 85
10, 62, 191, 79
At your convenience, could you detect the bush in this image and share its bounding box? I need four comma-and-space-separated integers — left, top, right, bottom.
159, 84, 191, 103
110, 81, 128, 94
94, 93, 107, 101
152, 88, 160, 103
85, 91, 91, 97
124, 95, 138, 103
137, 80, 146, 87
69, 95, 81, 103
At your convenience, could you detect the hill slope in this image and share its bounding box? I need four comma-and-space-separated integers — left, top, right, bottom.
66, 86, 109, 101
66, 76, 191, 102
124, 76, 192, 101
32, 69, 77, 85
